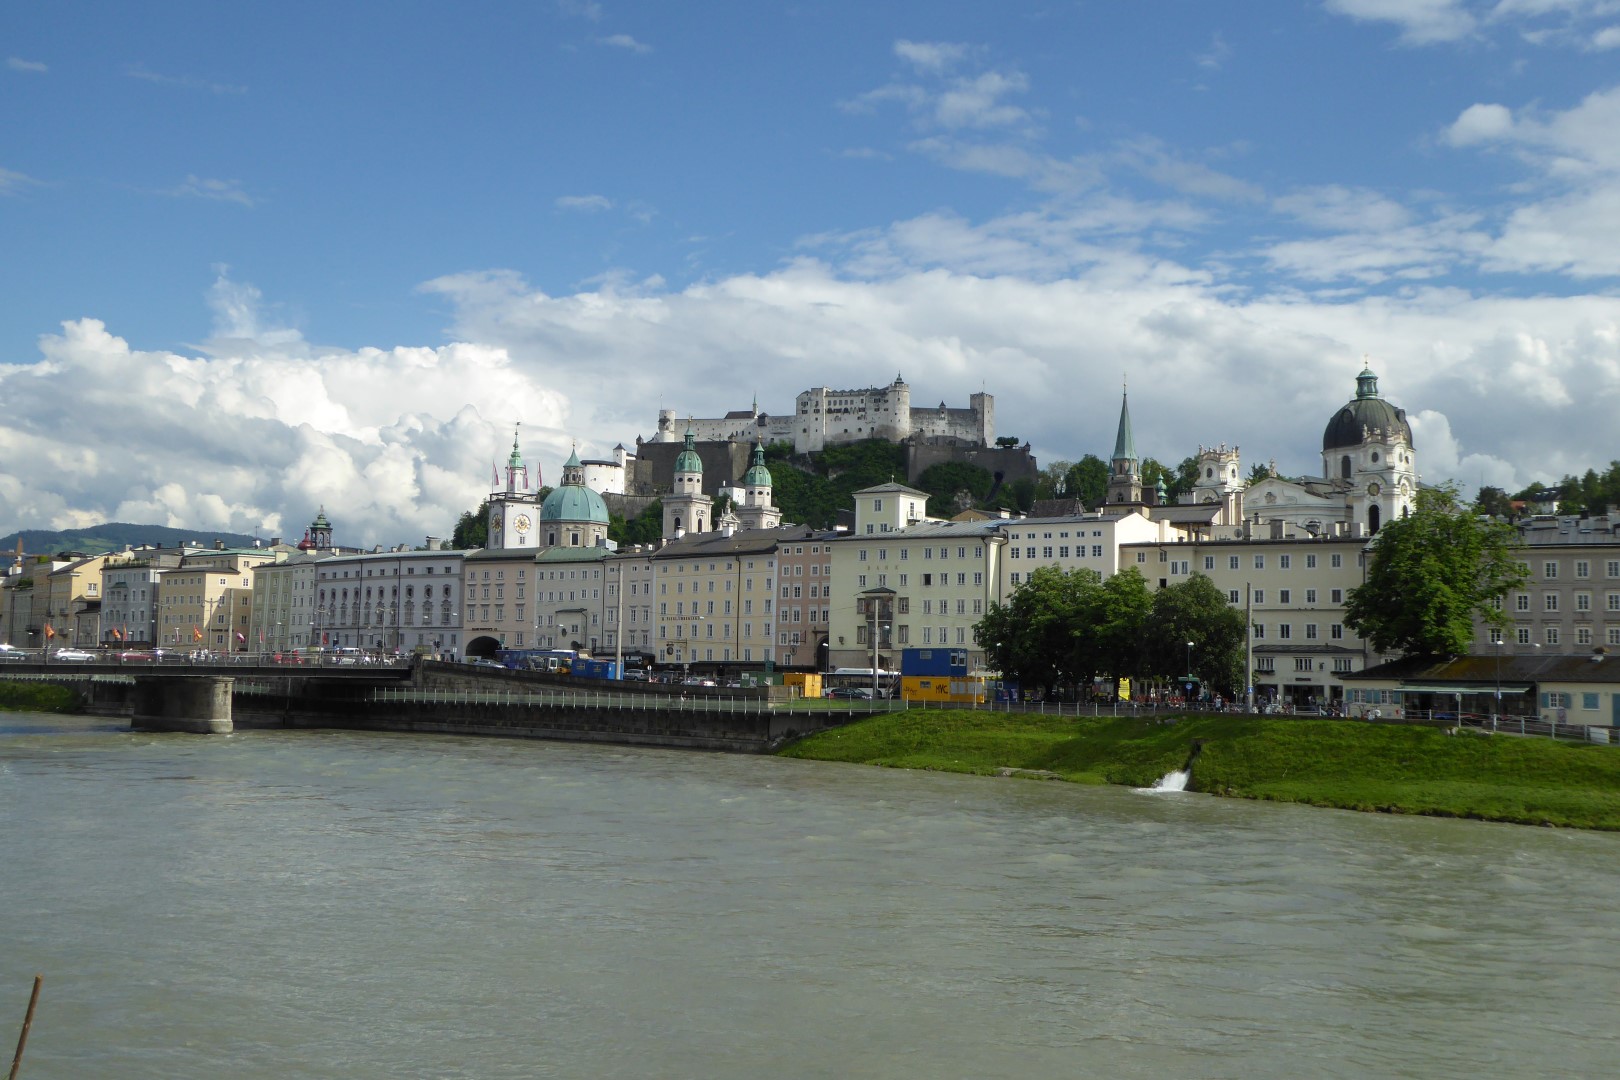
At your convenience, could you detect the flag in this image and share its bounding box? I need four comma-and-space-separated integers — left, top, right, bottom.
193, 626, 203, 642
112, 627, 122, 641
44, 623, 54, 640
493, 465, 500, 488
236, 632, 246, 643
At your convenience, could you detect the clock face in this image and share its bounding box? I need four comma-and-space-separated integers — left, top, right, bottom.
1367, 482, 1382, 496
514, 514, 532, 533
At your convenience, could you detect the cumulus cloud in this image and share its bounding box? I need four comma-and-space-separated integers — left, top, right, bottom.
1443, 102, 1515, 145
0, 273, 575, 545
844, 44, 1033, 134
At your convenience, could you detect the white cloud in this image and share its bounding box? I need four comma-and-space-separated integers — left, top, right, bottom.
1323, 0, 1478, 43
0, 166, 40, 195
1273, 185, 1413, 231
1593, 25, 1620, 47
6, 57, 47, 73
125, 65, 247, 95
1443, 102, 1515, 145
1195, 32, 1232, 70
894, 40, 970, 73
556, 194, 614, 212
597, 34, 651, 53
168, 175, 256, 207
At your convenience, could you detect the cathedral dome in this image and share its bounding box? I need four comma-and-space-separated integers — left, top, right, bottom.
1322, 365, 1413, 452
540, 484, 609, 525
540, 446, 609, 524
675, 426, 703, 475
742, 442, 771, 487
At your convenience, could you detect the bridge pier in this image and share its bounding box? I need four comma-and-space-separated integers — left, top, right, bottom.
131, 676, 234, 734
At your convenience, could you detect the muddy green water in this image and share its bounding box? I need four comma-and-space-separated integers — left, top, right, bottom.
2, 713, 1616, 1079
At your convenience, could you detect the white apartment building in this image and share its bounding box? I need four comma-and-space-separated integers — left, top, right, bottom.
317, 548, 465, 656
1485, 513, 1620, 655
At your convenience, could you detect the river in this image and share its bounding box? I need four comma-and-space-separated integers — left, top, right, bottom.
2, 712, 1617, 1079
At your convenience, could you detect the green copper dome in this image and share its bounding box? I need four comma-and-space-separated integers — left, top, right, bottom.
540, 483, 609, 525
743, 441, 771, 487
675, 426, 703, 474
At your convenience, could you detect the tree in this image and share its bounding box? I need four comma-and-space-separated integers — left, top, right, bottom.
1064, 455, 1109, 508
1034, 459, 1073, 501
976, 566, 1101, 695
609, 500, 663, 546
915, 461, 994, 517
1087, 567, 1152, 688
1144, 574, 1248, 697
1247, 462, 1274, 484
1344, 484, 1528, 658
1473, 485, 1513, 519
451, 499, 490, 549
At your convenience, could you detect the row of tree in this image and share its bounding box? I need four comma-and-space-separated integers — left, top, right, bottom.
976, 486, 1529, 698
974, 566, 1248, 699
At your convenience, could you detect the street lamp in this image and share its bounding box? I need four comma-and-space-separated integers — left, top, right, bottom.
1492, 638, 1505, 721
1186, 640, 1194, 703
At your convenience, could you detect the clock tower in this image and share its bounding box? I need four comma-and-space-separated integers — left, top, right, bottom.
487, 425, 543, 550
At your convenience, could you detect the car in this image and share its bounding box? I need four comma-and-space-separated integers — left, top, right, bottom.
620, 669, 649, 682
826, 686, 873, 700
53, 648, 98, 662
0, 647, 27, 661
469, 658, 506, 670
117, 650, 156, 662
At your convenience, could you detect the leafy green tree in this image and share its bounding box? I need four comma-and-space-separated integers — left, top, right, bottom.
609, 500, 663, 546
1064, 455, 1109, 508
1344, 484, 1528, 658
451, 499, 490, 549
1473, 485, 1513, 519
1144, 574, 1248, 697
1034, 460, 1073, 501
915, 461, 994, 517
1081, 566, 1152, 690
976, 566, 1101, 695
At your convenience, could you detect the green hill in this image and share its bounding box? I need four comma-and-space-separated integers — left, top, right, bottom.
0, 523, 264, 561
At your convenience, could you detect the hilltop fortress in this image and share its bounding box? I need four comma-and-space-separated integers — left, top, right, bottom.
626, 376, 1031, 496
649, 375, 994, 453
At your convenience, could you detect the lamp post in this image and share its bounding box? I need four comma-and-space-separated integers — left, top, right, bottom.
1185, 640, 1194, 704
1493, 638, 1504, 722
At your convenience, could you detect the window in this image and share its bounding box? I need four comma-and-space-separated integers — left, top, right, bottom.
1256, 657, 1274, 672
1305, 589, 1316, 604
1577, 592, 1591, 612
1610, 627, 1620, 646
1279, 589, 1291, 604
1609, 593, 1620, 612
1517, 627, 1531, 644
1577, 627, 1592, 645
1577, 561, 1590, 579
1330, 623, 1343, 640
1294, 658, 1312, 672
1545, 593, 1559, 612
1278, 624, 1292, 639
1253, 590, 1265, 604
1609, 560, 1620, 578
1331, 553, 1343, 568
1092, 546, 1103, 558
1546, 628, 1560, 645
1253, 623, 1265, 639
1333, 657, 1353, 673
1305, 623, 1318, 639
1544, 561, 1559, 579
1516, 593, 1531, 612
1228, 590, 1240, 604
1279, 555, 1291, 569
1204, 556, 1215, 570
1254, 555, 1265, 569
1306, 554, 1317, 569
1331, 589, 1343, 604
1229, 555, 1239, 570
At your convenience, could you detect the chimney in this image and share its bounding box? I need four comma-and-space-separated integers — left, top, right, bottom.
214, 539, 225, 550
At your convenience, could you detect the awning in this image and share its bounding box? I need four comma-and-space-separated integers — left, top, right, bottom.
1397, 683, 1534, 694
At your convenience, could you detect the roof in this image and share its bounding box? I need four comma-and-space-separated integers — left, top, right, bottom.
853, 481, 930, 498
1345, 651, 1620, 686
1112, 392, 1137, 462
535, 546, 611, 564
1322, 365, 1413, 452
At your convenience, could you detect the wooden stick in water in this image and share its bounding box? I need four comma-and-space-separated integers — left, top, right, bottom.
8, 975, 41, 1080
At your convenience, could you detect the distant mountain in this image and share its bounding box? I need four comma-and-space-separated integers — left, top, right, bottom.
0, 523, 266, 560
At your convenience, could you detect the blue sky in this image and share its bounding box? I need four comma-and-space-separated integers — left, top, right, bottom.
3, 1, 1619, 546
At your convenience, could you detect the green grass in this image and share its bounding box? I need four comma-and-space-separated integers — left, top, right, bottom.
0, 681, 84, 713
778, 711, 1620, 831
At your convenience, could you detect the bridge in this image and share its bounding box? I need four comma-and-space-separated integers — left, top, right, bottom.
1, 656, 868, 751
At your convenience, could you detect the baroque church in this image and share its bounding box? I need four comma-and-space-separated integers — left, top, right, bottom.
1101, 363, 1417, 537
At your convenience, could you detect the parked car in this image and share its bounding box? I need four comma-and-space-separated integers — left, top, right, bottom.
117, 650, 156, 662
826, 686, 872, 700
469, 657, 506, 670
53, 648, 97, 661
0, 646, 28, 661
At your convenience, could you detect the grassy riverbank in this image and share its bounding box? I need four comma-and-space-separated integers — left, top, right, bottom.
0, 681, 83, 712
778, 711, 1620, 830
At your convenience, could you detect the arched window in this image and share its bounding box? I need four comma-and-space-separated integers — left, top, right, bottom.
1341, 455, 1352, 479
1369, 504, 1381, 534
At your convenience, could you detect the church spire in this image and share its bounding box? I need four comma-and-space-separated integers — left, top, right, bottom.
1106, 382, 1143, 506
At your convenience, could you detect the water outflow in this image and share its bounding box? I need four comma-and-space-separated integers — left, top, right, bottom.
1144, 769, 1190, 792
